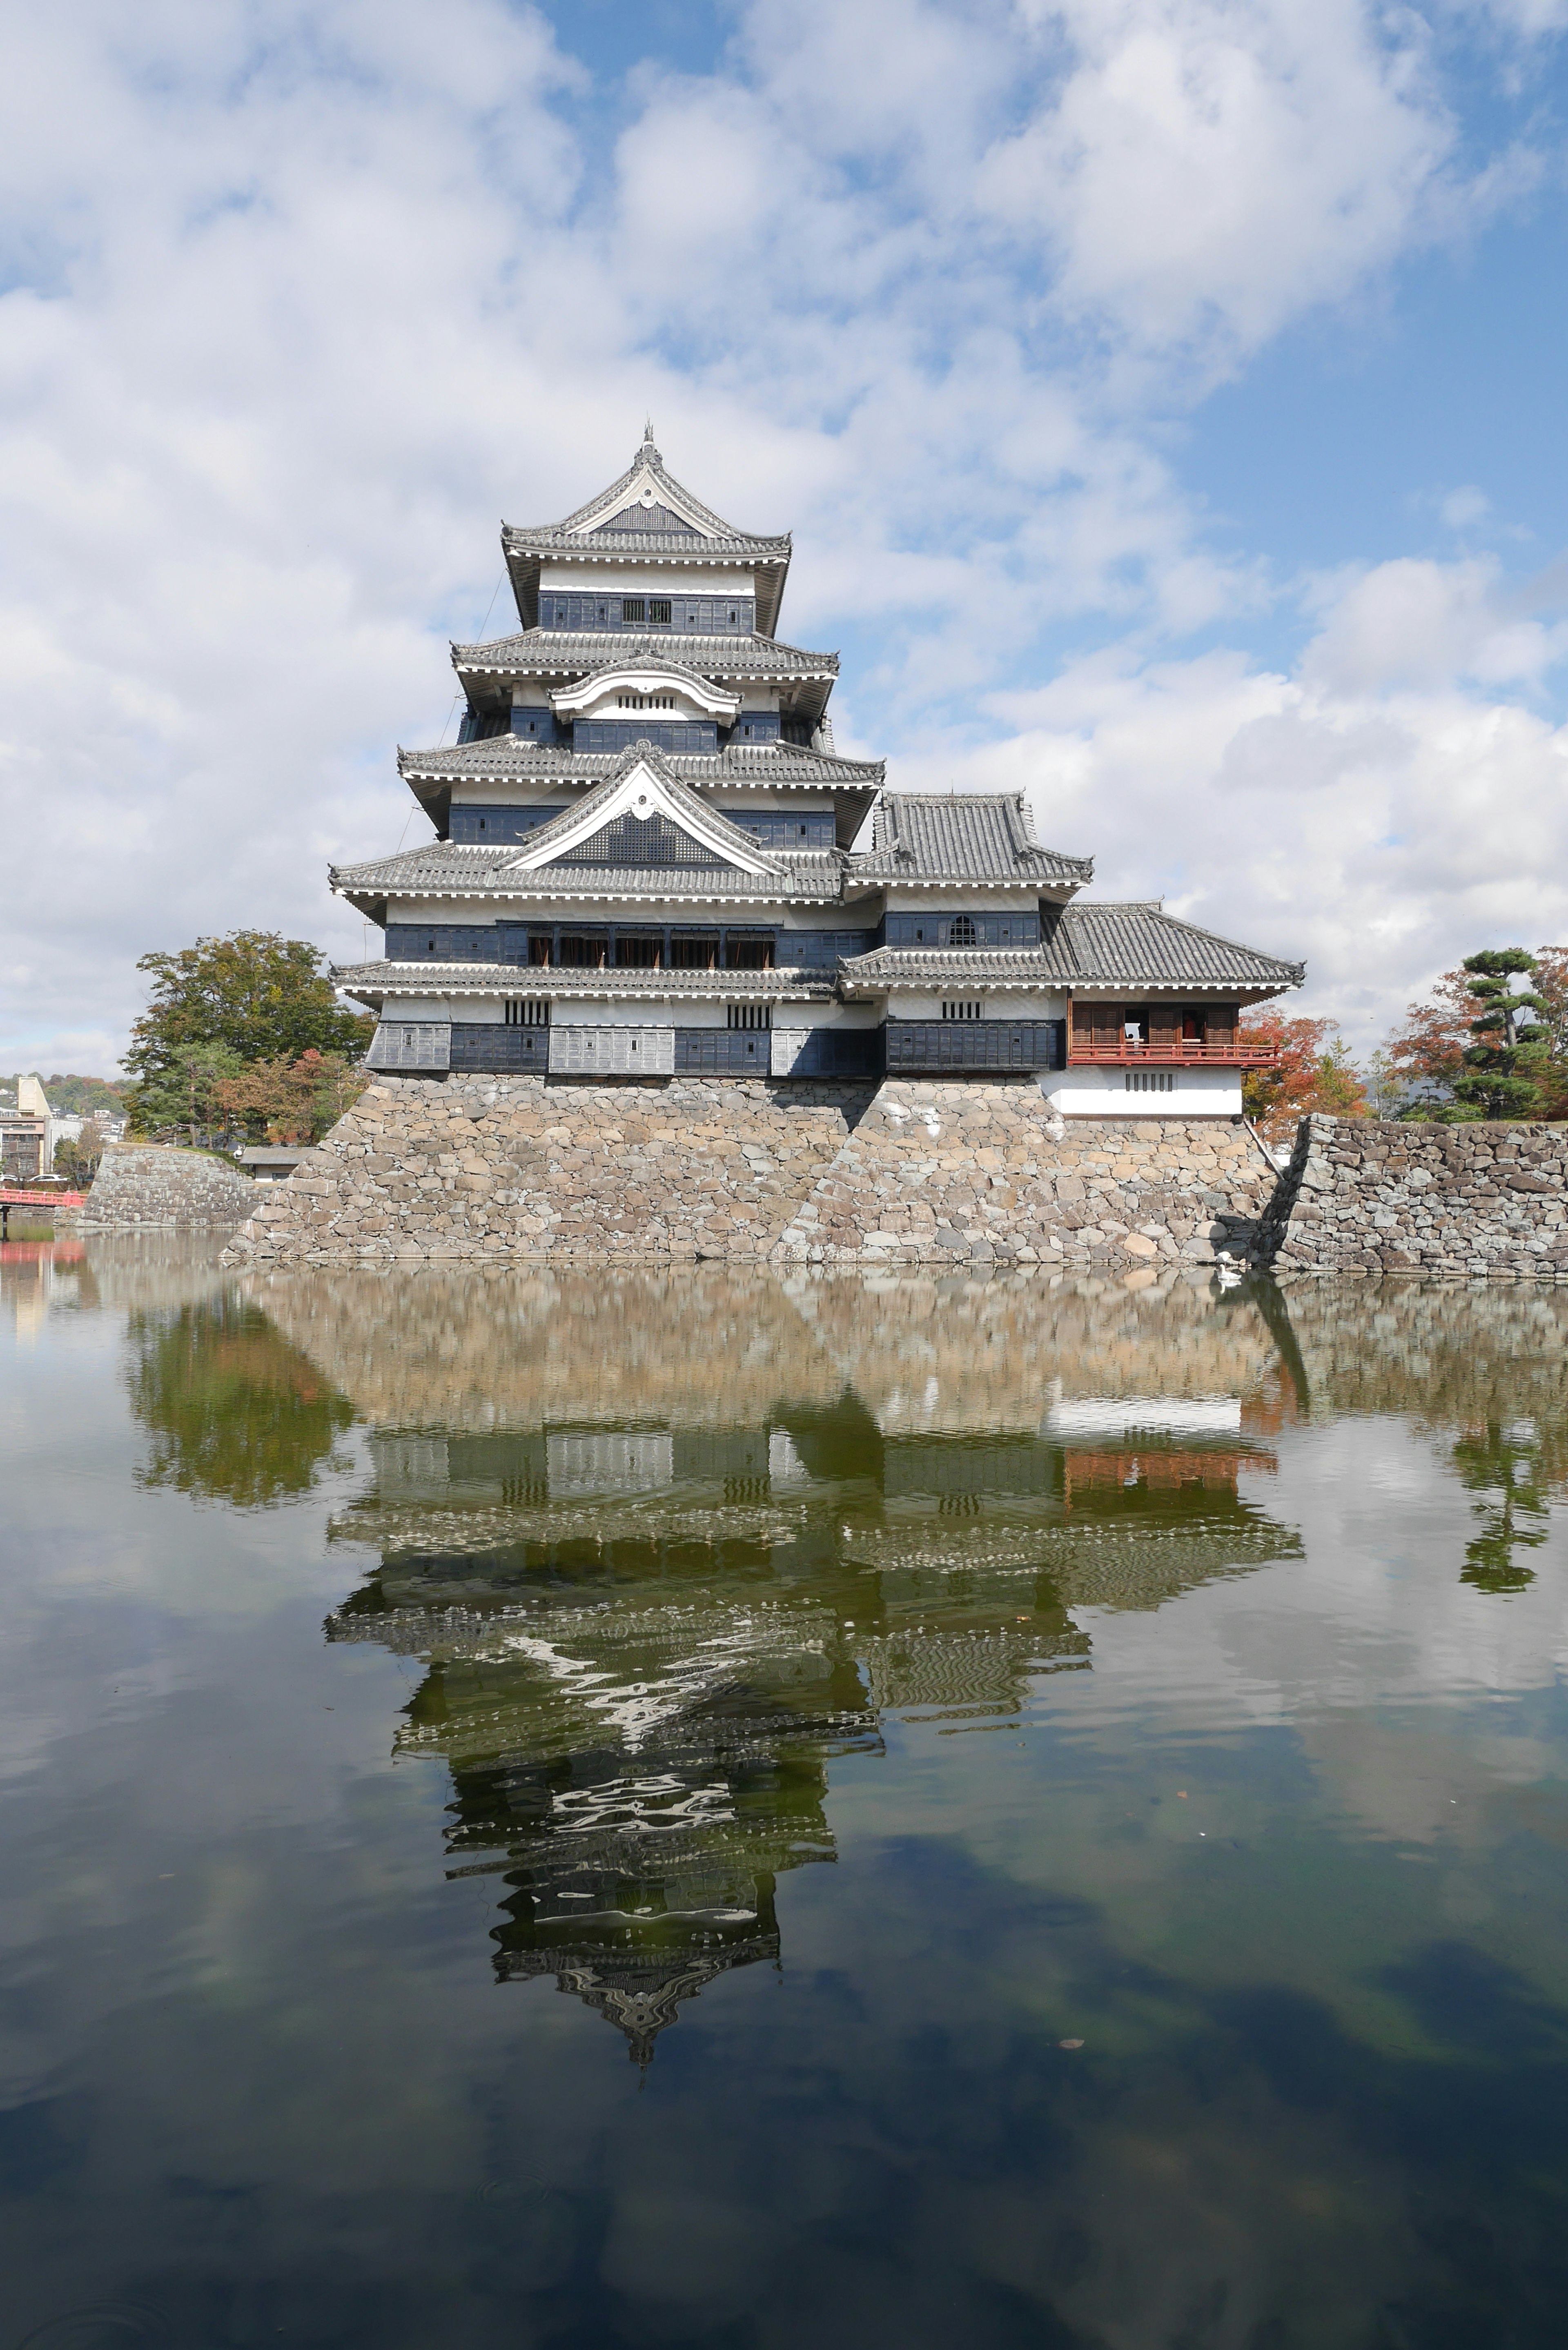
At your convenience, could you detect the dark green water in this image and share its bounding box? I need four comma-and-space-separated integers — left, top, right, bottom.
4, 1240, 1568, 2350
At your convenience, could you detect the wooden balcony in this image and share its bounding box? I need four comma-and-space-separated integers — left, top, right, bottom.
1067, 1040, 1278, 1068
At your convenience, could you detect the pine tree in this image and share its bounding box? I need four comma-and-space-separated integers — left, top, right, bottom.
1450, 950, 1549, 1121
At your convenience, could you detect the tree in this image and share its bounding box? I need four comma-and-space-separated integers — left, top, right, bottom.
213, 1049, 368, 1145
1239, 1011, 1370, 1143
123, 931, 372, 1102
1528, 945, 1568, 1119
1448, 950, 1548, 1123
129, 1042, 247, 1146
1385, 965, 1475, 1102
53, 1119, 107, 1188
1388, 951, 1566, 1123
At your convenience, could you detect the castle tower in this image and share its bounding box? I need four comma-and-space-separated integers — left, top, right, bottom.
331, 433, 1300, 1109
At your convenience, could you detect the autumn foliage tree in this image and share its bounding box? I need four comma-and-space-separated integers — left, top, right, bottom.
213, 1051, 368, 1145
1237, 1011, 1370, 1143
1386, 948, 1564, 1122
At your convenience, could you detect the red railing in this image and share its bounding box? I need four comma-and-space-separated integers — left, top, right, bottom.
1067, 1042, 1278, 1068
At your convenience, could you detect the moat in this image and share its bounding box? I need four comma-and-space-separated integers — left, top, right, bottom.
3, 1241, 1568, 2348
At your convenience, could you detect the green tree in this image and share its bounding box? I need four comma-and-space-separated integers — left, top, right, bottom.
129, 1041, 247, 1145
123, 931, 372, 1101
1450, 950, 1549, 1121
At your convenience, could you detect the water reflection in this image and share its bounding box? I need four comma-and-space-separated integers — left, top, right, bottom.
255, 1267, 1305, 2060
9, 1244, 1568, 2344
126, 1296, 356, 1508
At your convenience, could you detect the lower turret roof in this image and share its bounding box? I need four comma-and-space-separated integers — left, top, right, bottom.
847, 792, 1091, 890
398, 737, 881, 792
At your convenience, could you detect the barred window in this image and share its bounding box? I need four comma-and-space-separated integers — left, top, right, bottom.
621, 597, 646, 622
941, 1001, 982, 1022
505, 1000, 550, 1027
948, 914, 977, 947
727, 1004, 771, 1029
648, 599, 672, 624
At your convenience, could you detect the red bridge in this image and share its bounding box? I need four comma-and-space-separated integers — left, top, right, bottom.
0, 1189, 85, 1235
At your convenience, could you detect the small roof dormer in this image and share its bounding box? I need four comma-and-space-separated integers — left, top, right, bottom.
502, 428, 793, 637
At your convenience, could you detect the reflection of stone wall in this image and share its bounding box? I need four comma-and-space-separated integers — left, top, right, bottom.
77, 1144, 256, 1230
1261, 1115, 1568, 1281
245, 1262, 1283, 1435
1283, 1280, 1568, 1429
787, 1269, 1279, 1431
220, 1074, 1276, 1271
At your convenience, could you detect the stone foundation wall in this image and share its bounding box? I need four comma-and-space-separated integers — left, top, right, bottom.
220, 1073, 1277, 1272
74, 1143, 257, 1230
1261, 1114, 1568, 1281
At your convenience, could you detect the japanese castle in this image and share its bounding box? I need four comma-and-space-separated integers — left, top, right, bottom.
334, 430, 1300, 1109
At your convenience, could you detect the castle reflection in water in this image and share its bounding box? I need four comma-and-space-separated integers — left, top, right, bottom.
258, 1266, 1296, 2065
66, 1247, 1568, 2064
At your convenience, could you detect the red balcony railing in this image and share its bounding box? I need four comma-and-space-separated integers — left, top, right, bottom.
1067, 1041, 1279, 1068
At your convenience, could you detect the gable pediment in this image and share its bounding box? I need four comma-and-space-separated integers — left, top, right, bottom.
505, 760, 775, 877
590, 496, 700, 539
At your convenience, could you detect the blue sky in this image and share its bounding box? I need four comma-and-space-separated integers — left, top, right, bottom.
4, 0, 1568, 1070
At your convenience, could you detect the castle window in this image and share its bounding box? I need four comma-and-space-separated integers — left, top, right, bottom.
728, 1004, 771, 1029
505, 1000, 550, 1027
941, 1001, 982, 1022
648, 599, 672, 625
621, 597, 646, 623
948, 915, 977, 947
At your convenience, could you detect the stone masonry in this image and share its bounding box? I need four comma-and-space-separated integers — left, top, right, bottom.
1261, 1113, 1568, 1281
220, 1074, 1277, 1272
72, 1143, 257, 1230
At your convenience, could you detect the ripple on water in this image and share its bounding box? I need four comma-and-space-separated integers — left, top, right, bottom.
15, 2309, 169, 2350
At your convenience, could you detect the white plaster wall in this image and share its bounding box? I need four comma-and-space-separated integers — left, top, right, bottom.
449, 784, 582, 805
882, 888, 1039, 915
889, 991, 1067, 1021
772, 1005, 881, 1032
1042, 1067, 1244, 1118
538, 563, 755, 596
714, 792, 834, 813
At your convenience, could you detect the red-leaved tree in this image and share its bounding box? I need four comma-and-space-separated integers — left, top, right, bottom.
1238, 1011, 1370, 1143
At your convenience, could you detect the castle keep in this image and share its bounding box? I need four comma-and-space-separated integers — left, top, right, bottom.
332, 430, 1301, 1111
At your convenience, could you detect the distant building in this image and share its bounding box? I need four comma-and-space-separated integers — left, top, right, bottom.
331, 430, 1301, 1114
1, 1076, 53, 1185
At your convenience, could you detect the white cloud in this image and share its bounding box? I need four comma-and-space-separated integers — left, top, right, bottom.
980, 0, 1457, 366
0, 0, 1561, 1069
923, 561, 1568, 1045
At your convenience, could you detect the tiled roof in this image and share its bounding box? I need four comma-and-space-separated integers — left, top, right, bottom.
397, 736, 883, 790
1039, 902, 1304, 989
838, 906, 1304, 993
336, 962, 837, 1003
452, 630, 837, 680
331, 842, 840, 903
503, 432, 789, 563
838, 949, 1065, 992
849, 794, 1091, 887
